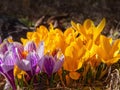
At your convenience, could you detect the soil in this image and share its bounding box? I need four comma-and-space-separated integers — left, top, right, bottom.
0, 0, 120, 33
0, 0, 120, 36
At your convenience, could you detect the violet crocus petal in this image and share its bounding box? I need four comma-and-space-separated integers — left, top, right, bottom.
24, 41, 36, 52
0, 54, 4, 63
6, 69, 16, 90
7, 42, 24, 60
35, 66, 40, 74
16, 59, 31, 71
14, 47, 24, 60
3, 50, 16, 66
0, 41, 8, 54
1, 64, 14, 73
37, 41, 44, 59
53, 54, 64, 73
26, 51, 38, 67
1, 51, 15, 73
43, 56, 55, 76
16, 59, 33, 78
0, 64, 16, 90
38, 56, 44, 72
13, 42, 24, 53
0, 58, 2, 64
26, 51, 39, 74
0, 65, 3, 73
0, 55, 3, 73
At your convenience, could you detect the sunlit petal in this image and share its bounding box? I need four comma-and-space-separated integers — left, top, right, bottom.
93, 18, 106, 41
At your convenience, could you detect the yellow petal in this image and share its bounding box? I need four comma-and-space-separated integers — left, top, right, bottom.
36, 25, 48, 34
77, 59, 84, 70
65, 46, 74, 58
83, 19, 95, 30
69, 71, 80, 80
110, 39, 120, 56
27, 32, 33, 39
86, 39, 93, 50
63, 56, 77, 71
20, 38, 29, 46
101, 57, 120, 65
14, 65, 27, 79
7, 36, 13, 42
100, 35, 111, 55
77, 47, 86, 58
97, 46, 109, 60
71, 21, 78, 30
90, 44, 98, 57
64, 28, 74, 36
93, 18, 106, 41
77, 24, 87, 38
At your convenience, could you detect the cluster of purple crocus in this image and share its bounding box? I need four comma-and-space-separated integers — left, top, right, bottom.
0, 38, 64, 90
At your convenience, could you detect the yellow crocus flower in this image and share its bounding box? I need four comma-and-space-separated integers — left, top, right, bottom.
97, 35, 120, 64
64, 27, 78, 45
63, 39, 86, 80
71, 18, 106, 45
14, 65, 28, 80
21, 25, 49, 46
44, 28, 65, 54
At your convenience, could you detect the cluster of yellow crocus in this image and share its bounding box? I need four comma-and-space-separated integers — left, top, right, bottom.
21, 18, 120, 81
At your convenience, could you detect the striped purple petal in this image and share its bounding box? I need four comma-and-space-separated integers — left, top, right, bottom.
0, 41, 8, 54
0, 54, 16, 90
43, 55, 55, 77
13, 42, 24, 53
26, 51, 39, 75
16, 59, 31, 71
24, 41, 36, 52
53, 54, 64, 73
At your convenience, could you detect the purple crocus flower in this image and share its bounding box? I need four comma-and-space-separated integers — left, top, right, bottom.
16, 41, 44, 78
16, 51, 39, 78
0, 48, 17, 90
0, 38, 24, 55
0, 40, 25, 90
41, 52, 64, 77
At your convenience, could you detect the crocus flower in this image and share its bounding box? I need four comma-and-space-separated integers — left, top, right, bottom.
63, 39, 86, 80
97, 35, 120, 65
40, 51, 64, 77
0, 40, 23, 87
71, 18, 106, 44
15, 41, 44, 78
0, 45, 17, 90
21, 25, 49, 46
21, 25, 65, 54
